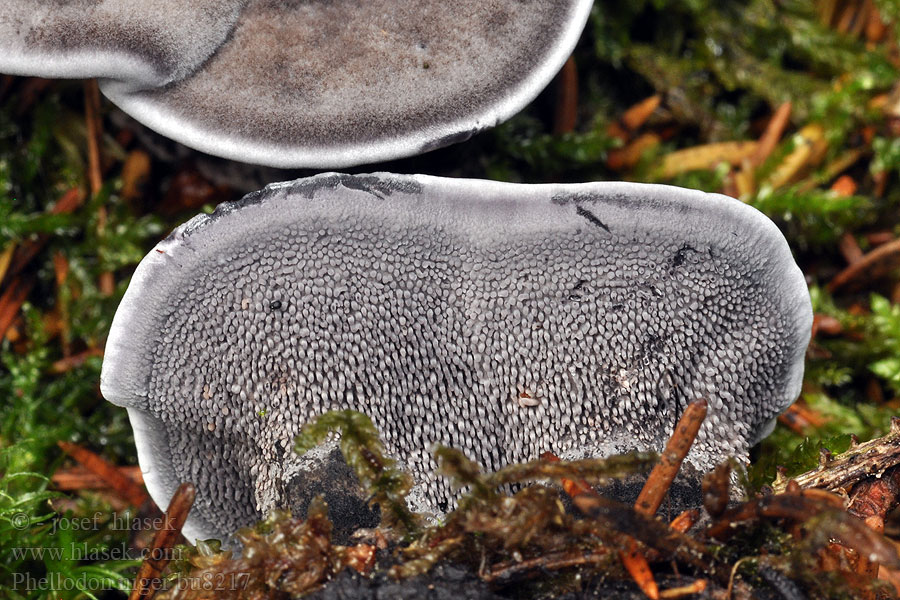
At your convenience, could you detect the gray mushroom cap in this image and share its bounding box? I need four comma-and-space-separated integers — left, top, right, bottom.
100, 173, 811, 543
2, 0, 592, 167
0, 0, 244, 89
101, 0, 593, 167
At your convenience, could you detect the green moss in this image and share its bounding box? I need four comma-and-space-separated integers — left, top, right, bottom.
295, 410, 419, 534
3, 1, 900, 597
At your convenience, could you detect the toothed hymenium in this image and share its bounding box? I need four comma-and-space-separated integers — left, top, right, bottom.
101, 173, 812, 542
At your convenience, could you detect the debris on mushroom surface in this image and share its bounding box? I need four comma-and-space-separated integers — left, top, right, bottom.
102, 0, 594, 167
0, 0, 244, 89
100, 172, 812, 543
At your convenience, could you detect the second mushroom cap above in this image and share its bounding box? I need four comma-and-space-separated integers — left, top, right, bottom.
1, 0, 245, 89
1, 0, 595, 168
102, 0, 594, 167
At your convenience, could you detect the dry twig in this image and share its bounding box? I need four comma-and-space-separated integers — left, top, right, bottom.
484, 549, 612, 583
707, 491, 900, 570
772, 417, 900, 493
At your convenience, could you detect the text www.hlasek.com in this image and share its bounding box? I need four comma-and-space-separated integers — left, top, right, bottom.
11, 542, 183, 562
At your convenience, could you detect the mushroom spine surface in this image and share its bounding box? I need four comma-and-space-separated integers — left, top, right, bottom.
100, 173, 812, 542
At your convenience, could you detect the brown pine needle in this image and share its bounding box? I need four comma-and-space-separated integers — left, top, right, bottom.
658, 141, 757, 178
749, 101, 792, 167
84, 79, 115, 296
540, 451, 660, 598
764, 123, 826, 189
830, 174, 858, 197
548, 401, 709, 598
635, 399, 708, 516
3, 188, 82, 284
0, 276, 34, 340
828, 237, 900, 293
838, 232, 864, 265
622, 95, 662, 132
607, 95, 661, 142
553, 56, 578, 135
52, 464, 143, 491
669, 509, 701, 534
129, 482, 196, 600
484, 549, 612, 583
621, 545, 660, 599
618, 399, 707, 599
607, 133, 661, 170
0, 243, 15, 284
659, 579, 707, 598
84, 79, 103, 197
57, 440, 149, 508
50, 348, 104, 374
777, 400, 828, 436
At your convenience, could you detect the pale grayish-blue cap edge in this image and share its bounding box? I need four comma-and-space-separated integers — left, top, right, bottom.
100, 173, 812, 543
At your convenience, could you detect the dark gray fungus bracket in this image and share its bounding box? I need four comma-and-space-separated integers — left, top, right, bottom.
101, 173, 812, 543
2, 1, 591, 168
101, 0, 593, 168
0, 0, 245, 89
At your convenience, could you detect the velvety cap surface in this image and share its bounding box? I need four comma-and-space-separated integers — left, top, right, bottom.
101, 174, 811, 542
0, 0, 245, 88
102, 0, 593, 167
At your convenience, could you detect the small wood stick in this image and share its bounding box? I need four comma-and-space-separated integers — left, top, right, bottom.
772, 417, 900, 493
57, 441, 148, 508
129, 482, 196, 600
635, 399, 708, 516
